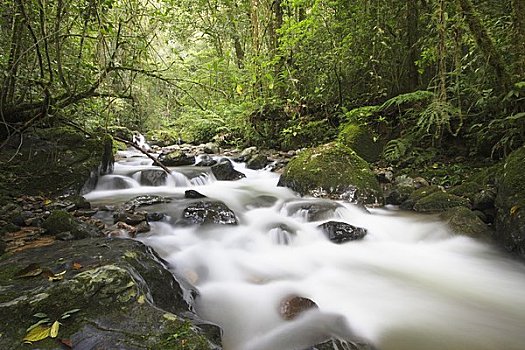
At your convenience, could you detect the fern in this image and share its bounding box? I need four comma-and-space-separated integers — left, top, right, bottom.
380, 90, 434, 111
416, 100, 460, 140
383, 138, 409, 162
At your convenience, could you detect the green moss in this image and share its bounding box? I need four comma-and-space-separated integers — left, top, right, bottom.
338, 123, 383, 162
440, 206, 491, 238
414, 191, 470, 213
278, 142, 382, 204
42, 210, 77, 235
448, 181, 482, 202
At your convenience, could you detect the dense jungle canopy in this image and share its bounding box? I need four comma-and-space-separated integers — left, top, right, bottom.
1, 0, 524, 160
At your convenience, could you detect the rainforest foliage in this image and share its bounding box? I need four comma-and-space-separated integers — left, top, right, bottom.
1, 0, 524, 161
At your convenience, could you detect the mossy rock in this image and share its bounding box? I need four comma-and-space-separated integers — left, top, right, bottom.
0, 127, 106, 200
400, 185, 441, 210
440, 206, 492, 239
42, 210, 102, 239
413, 191, 470, 213
495, 146, 525, 256
146, 129, 181, 147
448, 181, 483, 202
0, 238, 221, 349
338, 123, 383, 162
277, 142, 383, 205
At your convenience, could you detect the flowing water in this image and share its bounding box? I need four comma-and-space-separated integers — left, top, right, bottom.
85, 149, 525, 350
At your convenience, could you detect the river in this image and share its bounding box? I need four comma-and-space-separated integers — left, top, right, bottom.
84, 148, 525, 350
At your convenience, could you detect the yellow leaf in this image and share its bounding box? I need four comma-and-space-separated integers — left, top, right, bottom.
50, 321, 60, 338
23, 325, 50, 343
235, 84, 243, 95
137, 295, 146, 304
510, 205, 520, 216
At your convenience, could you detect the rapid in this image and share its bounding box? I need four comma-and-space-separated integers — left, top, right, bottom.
84, 148, 525, 350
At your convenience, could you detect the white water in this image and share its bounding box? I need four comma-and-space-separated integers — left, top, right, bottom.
86, 149, 525, 350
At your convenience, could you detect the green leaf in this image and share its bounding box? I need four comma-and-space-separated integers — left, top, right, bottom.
33, 313, 48, 319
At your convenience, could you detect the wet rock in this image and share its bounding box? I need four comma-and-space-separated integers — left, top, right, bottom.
278, 143, 383, 205
284, 200, 342, 222
136, 221, 151, 234
246, 154, 269, 170
279, 295, 318, 320
147, 212, 166, 222
158, 149, 196, 166
139, 169, 168, 186
318, 221, 368, 243
196, 154, 218, 166
106, 222, 138, 237
183, 201, 238, 225
113, 210, 147, 225
413, 191, 470, 213
413, 177, 430, 189
124, 195, 171, 210
400, 185, 441, 210
385, 185, 413, 205
185, 190, 207, 199
43, 210, 103, 239
211, 159, 246, 181
375, 168, 394, 183
440, 207, 492, 239
234, 146, 258, 162
0, 238, 221, 349
495, 146, 525, 256
309, 339, 376, 350
473, 188, 496, 211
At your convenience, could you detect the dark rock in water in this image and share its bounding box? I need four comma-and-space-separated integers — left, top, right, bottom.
284, 200, 342, 222
159, 149, 196, 166
211, 159, 246, 181
246, 154, 269, 170
196, 154, 218, 167
318, 221, 367, 243
140, 169, 168, 186
183, 201, 238, 225
43, 210, 103, 239
185, 190, 207, 199
147, 212, 166, 222
125, 195, 171, 210
309, 339, 376, 350
0, 238, 221, 349
279, 295, 318, 320
114, 210, 147, 225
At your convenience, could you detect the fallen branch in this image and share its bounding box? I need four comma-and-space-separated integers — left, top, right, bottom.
113, 136, 171, 174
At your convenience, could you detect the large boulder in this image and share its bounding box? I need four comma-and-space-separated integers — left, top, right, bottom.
337, 123, 383, 162
277, 143, 383, 205
182, 201, 238, 225
495, 146, 525, 255
0, 127, 107, 205
440, 206, 492, 239
158, 149, 195, 166
211, 159, 246, 181
413, 191, 470, 213
318, 221, 368, 243
0, 238, 221, 349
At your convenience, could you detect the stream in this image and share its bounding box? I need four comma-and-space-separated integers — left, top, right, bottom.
84, 148, 525, 350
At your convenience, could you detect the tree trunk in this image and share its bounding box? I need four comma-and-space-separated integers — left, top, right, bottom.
456, 0, 511, 93
405, 0, 420, 92
512, 0, 525, 80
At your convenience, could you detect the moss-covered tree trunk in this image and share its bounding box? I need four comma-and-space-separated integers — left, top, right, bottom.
456, 0, 511, 93
512, 0, 525, 80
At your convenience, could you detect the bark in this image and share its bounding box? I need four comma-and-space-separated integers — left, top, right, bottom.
512, 0, 525, 79
457, 0, 511, 92
405, 0, 420, 92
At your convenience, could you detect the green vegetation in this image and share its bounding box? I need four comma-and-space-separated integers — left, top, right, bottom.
0, 0, 521, 160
